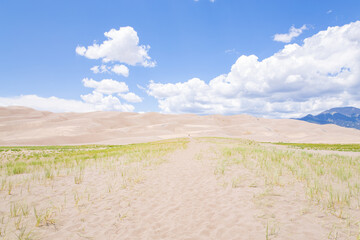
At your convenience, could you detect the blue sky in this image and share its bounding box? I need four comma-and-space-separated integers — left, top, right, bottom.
1, 0, 360, 118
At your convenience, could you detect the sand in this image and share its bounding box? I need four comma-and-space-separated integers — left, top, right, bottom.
1, 106, 360, 145
2, 106, 360, 239
3, 138, 357, 239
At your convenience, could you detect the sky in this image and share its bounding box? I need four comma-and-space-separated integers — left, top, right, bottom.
1, 0, 360, 118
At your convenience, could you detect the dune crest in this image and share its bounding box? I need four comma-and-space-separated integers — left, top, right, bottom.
1, 106, 360, 145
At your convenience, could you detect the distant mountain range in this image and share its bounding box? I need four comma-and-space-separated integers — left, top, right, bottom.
297, 107, 360, 130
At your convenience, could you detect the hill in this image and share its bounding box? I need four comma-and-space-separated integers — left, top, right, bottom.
298, 107, 360, 130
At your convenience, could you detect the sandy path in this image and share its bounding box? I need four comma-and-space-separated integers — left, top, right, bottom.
114, 139, 263, 239
111, 139, 334, 240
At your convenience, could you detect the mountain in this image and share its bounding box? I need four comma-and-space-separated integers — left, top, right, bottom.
298, 107, 360, 130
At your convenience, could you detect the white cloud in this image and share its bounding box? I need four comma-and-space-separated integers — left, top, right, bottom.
0, 94, 133, 112
81, 78, 140, 107
75, 46, 86, 56
90, 65, 100, 74
76, 26, 155, 67
147, 21, 360, 118
82, 78, 129, 95
0, 95, 94, 112
273, 25, 307, 43
118, 92, 142, 103
90, 65, 109, 74
0, 78, 140, 112
90, 64, 129, 77
80, 91, 134, 111
111, 64, 129, 77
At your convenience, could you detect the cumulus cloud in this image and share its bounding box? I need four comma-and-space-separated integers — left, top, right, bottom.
0, 94, 133, 112
80, 91, 134, 111
147, 21, 360, 118
111, 64, 129, 77
0, 95, 96, 112
80, 78, 142, 110
0, 77, 144, 113
82, 78, 129, 94
80, 78, 141, 110
273, 25, 307, 43
118, 92, 142, 103
76, 26, 155, 67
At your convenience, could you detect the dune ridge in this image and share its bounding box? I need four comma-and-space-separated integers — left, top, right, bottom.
1, 106, 360, 145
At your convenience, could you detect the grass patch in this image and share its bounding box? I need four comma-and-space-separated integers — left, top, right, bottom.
206, 138, 360, 238
0, 138, 189, 177
214, 139, 360, 212
0, 138, 189, 239
271, 143, 360, 152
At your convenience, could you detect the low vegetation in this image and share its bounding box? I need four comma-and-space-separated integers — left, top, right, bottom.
0, 138, 188, 239
272, 142, 360, 152
2, 137, 360, 239
0, 139, 188, 177
217, 139, 360, 210
208, 138, 360, 238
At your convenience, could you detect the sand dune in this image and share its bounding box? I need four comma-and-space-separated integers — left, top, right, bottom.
2, 112, 360, 239
1, 106, 360, 145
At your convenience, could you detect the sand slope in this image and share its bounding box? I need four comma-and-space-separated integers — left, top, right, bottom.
1, 106, 360, 145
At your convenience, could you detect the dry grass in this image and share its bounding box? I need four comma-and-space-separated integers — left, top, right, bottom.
3, 137, 360, 239
272, 142, 360, 152
203, 137, 360, 239
0, 138, 188, 239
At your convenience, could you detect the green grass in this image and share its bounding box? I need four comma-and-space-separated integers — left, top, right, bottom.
0, 138, 189, 240
205, 138, 360, 238
214, 139, 360, 212
0, 145, 104, 151
0, 138, 189, 177
271, 142, 360, 152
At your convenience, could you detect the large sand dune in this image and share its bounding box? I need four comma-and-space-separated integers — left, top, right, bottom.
2, 111, 360, 239
1, 106, 360, 145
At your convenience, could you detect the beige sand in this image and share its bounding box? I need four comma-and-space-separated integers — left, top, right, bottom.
2, 139, 357, 239
2, 106, 360, 239
1, 106, 360, 145
0, 139, 359, 240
